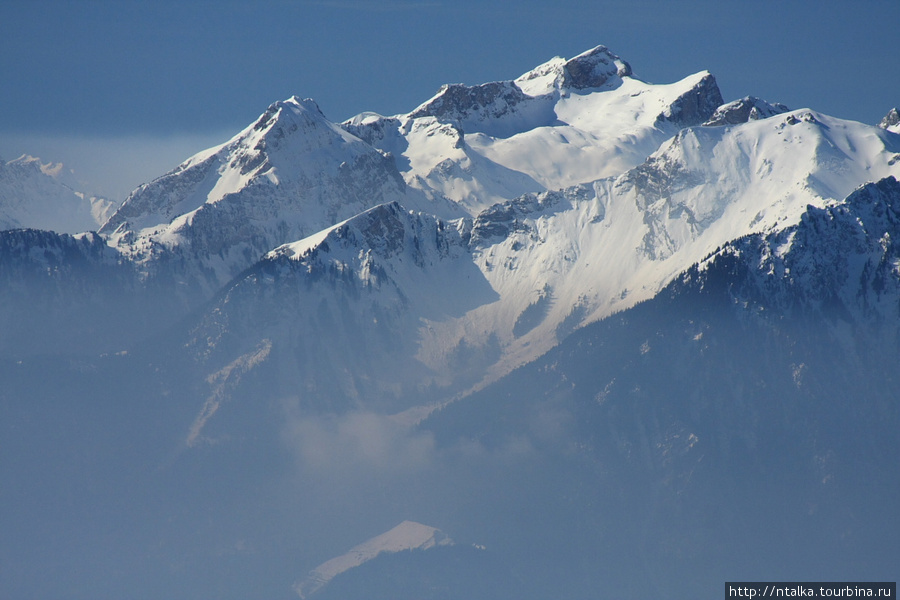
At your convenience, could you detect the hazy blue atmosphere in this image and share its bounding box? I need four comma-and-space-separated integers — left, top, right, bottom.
3, 2, 900, 598
1, 0, 898, 199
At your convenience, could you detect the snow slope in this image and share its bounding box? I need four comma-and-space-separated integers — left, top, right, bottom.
344, 45, 725, 214
184, 108, 900, 405
295, 521, 452, 599
4, 43, 900, 600
183, 202, 494, 412
100, 97, 460, 291
685, 175, 900, 328
419, 109, 900, 383
0, 155, 116, 233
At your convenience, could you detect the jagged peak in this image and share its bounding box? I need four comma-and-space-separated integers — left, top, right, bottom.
703, 96, 790, 126
839, 175, 900, 217
168, 96, 337, 173
212, 94, 371, 177
697, 175, 900, 310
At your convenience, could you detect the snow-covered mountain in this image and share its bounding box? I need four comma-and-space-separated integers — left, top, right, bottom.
181, 201, 490, 415
450, 109, 900, 379
3, 44, 900, 600
679, 175, 900, 328
344, 45, 724, 213
91, 46, 729, 299
179, 107, 900, 409
414, 178, 900, 600
0, 155, 116, 233
99, 97, 461, 294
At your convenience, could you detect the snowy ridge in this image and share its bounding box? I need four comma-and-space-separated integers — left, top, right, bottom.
683, 175, 900, 326
0, 228, 145, 357
263, 201, 481, 320
6, 44, 900, 412
99, 97, 456, 291
416, 109, 900, 384
294, 521, 452, 599
344, 45, 723, 214
0, 229, 119, 268
703, 96, 790, 126
3, 42, 900, 600
184, 104, 900, 403
0, 155, 116, 233
184, 201, 494, 410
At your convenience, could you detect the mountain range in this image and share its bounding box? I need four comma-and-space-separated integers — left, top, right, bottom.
1, 45, 898, 599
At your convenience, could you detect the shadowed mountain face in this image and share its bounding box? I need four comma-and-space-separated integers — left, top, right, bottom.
1, 45, 899, 600
419, 180, 900, 598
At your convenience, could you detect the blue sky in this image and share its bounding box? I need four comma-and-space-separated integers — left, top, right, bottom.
1, 0, 898, 199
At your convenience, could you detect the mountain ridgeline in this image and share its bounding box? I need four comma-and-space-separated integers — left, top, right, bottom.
1, 45, 898, 599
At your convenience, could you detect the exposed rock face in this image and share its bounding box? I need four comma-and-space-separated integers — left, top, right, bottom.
703, 96, 790, 126
690, 176, 900, 322
181, 201, 493, 412
513, 44, 632, 93
466, 186, 586, 248
404, 45, 634, 139
409, 81, 532, 124
654, 72, 724, 127
559, 45, 632, 89
879, 107, 900, 133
